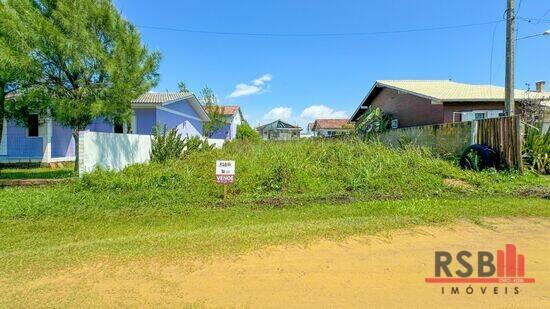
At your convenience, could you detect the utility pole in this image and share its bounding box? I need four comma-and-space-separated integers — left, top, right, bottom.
505, 0, 515, 115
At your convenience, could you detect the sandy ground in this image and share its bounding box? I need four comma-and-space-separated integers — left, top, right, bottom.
3, 218, 550, 308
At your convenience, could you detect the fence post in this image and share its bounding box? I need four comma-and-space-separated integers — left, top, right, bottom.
78, 131, 85, 177
515, 115, 523, 173
470, 120, 478, 145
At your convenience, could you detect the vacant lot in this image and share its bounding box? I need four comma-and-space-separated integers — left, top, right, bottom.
0, 140, 548, 307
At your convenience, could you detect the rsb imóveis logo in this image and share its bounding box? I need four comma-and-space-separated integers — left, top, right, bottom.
425, 244, 535, 285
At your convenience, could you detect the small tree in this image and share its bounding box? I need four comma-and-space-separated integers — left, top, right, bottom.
236, 122, 260, 142
177, 82, 189, 93
354, 107, 393, 140
521, 89, 548, 129
200, 86, 226, 137
3, 0, 160, 171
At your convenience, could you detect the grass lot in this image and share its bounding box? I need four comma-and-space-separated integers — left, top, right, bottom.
0, 165, 75, 180
0, 139, 548, 279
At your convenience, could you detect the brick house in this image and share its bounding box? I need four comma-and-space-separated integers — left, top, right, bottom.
350, 80, 550, 128
311, 119, 352, 137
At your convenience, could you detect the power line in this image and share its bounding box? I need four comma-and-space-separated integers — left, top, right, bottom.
136, 20, 503, 38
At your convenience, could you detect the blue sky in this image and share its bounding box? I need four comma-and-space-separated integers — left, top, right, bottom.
113, 0, 550, 127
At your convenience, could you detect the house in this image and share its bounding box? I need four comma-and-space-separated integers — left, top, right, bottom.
256, 120, 302, 140
205, 105, 244, 140
350, 80, 550, 128
0, 92, 210, 164
311, 119, 353, 137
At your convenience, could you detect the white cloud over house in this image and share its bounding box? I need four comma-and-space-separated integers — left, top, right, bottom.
228, 74, 272, 98
300, 104, 348, 121
263, 107, 292, 121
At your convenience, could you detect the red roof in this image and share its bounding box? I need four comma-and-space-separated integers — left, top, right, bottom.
204, 105, 240, 116
313, 119, 350, 130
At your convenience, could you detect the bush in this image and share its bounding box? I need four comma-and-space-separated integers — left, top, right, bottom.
523, 127, 550, 174
183, 136, 215, 156
236, 122, 260, 142
150, 125, 186, 163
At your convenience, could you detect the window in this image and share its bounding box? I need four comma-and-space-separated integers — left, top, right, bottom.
27, 115, 39, 137
114, 122, 124, 134
474, 112, 486, 120
327, 131, 336, 137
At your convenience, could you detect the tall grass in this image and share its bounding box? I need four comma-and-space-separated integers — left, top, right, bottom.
0, 139, 546, 219
79, 139, 545, 201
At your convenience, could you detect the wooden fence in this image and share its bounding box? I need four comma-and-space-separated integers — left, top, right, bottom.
474, 115, 523, 171
378, 115, 524, 171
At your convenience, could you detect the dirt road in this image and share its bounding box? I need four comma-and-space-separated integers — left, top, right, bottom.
4, 218, 550, 308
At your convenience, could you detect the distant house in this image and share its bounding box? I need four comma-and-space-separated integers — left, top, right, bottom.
205, 105, 244, 140
256, 120, 302, 140
311, 119, 352, 137
0, 92, 210, 163
350, 80, 550, 128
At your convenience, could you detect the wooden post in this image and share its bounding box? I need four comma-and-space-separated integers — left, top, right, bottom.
223, 184, 228, 200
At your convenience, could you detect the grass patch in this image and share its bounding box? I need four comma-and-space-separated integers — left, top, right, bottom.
0, 140, 547, 279
0, 140, 547, 219
0, 197, 549, 279
0, 165, 75, 180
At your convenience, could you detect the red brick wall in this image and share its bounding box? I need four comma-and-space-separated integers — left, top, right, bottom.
370, 88, 443, 127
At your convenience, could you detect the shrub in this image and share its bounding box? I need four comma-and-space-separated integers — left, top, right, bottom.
183, 136, 215, 156
523, 127, 550, 174
150, 124, 186, 163
236, 122, 260, 142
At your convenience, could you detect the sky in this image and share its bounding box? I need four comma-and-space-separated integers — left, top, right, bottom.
113, 0, 550, 128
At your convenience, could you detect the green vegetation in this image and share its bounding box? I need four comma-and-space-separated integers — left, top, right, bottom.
0, 166, 74, 180
0, 197, 548, 278
1, 0, 160, 171
354, 107, 393, 139
0, 139, 547, 219
236, 122, 261, 142
0, 139, 548, 278
524, 127, 550, 174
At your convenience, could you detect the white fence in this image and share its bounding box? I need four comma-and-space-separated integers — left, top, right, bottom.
78, 131, 225, 176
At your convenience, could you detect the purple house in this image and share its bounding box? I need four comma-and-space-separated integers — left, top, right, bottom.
0, 92, 210, 164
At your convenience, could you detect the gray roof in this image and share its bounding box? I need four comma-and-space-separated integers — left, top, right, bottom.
256, 119, 302, 131
132, 92, 193, 104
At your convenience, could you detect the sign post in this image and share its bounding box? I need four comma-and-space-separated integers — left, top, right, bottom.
216, 160, 235, 199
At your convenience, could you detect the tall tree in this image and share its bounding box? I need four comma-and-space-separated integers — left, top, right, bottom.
0, 1, 38, 146
177, 81, 189, 93
200, 86, 225, 138
2, 0, 160, 171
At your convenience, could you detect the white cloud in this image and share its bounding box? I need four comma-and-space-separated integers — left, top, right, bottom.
263, 107, 292, 121
252, 74, 272, 86
228, 74, 272, 98
300, 105, 348, 120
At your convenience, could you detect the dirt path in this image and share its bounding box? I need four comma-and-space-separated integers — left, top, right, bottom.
3, 218, 550, 308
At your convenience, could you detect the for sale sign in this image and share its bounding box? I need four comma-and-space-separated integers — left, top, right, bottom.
216, 160, 235, 184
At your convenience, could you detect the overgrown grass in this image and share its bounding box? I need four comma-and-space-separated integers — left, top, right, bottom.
0, 139, 547, 219
0, 139, 548, 279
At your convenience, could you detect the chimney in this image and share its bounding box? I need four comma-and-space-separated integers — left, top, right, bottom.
535, 81, 545, 93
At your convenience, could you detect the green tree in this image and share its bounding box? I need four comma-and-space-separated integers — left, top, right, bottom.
354, 107, 393, 140
200, 86, 225, 138
2, 0, 160, 171
0, 1, 39, 146
236, 122, 260, 142
177, 82, 189, 93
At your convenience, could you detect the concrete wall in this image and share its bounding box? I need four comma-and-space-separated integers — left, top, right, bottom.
79, 131, 225, 176
78, 131, 152, 176
371, 88, 444, 128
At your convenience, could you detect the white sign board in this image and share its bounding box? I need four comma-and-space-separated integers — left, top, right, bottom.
216, 160, 235, 184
